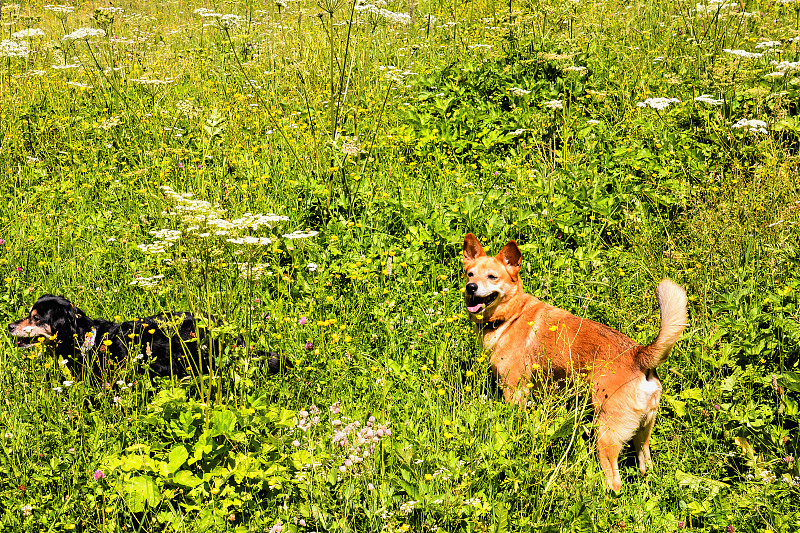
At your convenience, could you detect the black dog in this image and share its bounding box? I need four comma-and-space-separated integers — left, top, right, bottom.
8, 294, 290, 379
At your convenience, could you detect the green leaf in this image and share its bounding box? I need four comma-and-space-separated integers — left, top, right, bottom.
172, 470, 203, 488
123, 475, 159, 513
166, 445, 189, 474
662, 393, 686, 417
680, 387, 703, 401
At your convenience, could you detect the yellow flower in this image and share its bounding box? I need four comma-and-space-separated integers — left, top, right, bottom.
103, 339, 113, 346
549, 325, 557, 331
148, 329, 155, 334
425, 474, 432, 481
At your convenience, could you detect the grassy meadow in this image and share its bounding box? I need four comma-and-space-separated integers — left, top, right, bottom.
1, 0, 800, 530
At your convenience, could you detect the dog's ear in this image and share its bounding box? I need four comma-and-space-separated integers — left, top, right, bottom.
497, 240, 521, 276
462, 233, 486, 264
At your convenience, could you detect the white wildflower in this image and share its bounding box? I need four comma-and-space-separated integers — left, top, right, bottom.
732, 118, 768, 134
770, 60, 800, 71
637, 97, 680, 110
756, 40, 781, 49
63, 28, 107, 41
509, 87, 531, 96
307, 262, 319, 272
544, 99, 564, 110
219, 14, 243, 29
12, 29, 45, 39
355, 0, 412, 25
0, 39, 30, 58
129, 274, 164, 289
44, 5, 76, 15
150, 229, 182, 242
564, 65, 587, 73
226, 236, 273, 246
723, 48, 763, 59
283, 230, 319, 239
694, 94, 724, 106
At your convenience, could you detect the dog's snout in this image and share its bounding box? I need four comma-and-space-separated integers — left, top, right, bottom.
466, 282, 478, 295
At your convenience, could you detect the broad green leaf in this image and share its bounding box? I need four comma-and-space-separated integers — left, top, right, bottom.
123, 475, 159, 513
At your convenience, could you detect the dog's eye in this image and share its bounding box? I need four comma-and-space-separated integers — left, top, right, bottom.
467, 272, 474, 277
31, 315, 41, 323
488, 274, 498, 280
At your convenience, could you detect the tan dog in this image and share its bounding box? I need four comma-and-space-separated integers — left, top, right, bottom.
462, 234, 687, 491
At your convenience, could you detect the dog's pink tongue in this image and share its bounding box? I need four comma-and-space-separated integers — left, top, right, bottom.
467, 303, 485, 313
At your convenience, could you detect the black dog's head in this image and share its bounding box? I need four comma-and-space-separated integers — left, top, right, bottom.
8, 294, 91, 353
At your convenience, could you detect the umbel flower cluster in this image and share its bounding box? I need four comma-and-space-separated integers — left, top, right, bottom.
133, 187, 318, 283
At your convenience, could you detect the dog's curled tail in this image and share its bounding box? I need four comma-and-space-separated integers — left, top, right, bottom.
639, 279, 688, 370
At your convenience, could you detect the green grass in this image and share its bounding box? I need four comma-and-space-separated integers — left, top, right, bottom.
1, 0, 800, 531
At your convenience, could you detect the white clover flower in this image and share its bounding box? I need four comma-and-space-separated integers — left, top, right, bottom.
544, 99, 564, 110
12, 29, 45, 39
732, 118, 768, 134
723, 48, 763, 59
63, 28, 107, 41
694, 94, 724, 106
637, 97, 680, 110
0, 39, 30, 58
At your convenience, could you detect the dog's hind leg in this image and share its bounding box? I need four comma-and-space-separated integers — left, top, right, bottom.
632, 410, 657, 475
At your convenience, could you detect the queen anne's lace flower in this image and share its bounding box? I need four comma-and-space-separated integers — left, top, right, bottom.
732, 118, 769, 134
695, 94, 724, 106
723, 48, 763, 59
63, 28, 106, 41
0, 40, 29, 58
12, 28, 45, 39
637, 97, 680, 110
